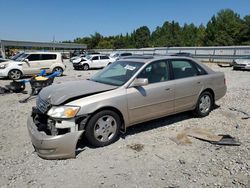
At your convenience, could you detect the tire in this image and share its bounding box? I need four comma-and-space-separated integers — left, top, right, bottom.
52, 67, 63, 76
8, 69, 22, 80
83, 64, 89, 71
85, 110, 121, 147
194, 91, 213, 117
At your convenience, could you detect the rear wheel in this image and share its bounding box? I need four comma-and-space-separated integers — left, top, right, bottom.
83, 64, 89, 71
8, 69, 22, 80
85, 110, 121, 147
52, 67, 63, 76
194, 91, 213, 117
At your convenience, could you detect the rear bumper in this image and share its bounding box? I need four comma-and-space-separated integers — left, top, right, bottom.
27, 115, 84, 160
215, 86, 227, 101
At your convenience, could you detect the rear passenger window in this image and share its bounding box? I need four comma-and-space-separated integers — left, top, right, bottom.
194, 64, 207, 75
92, 56, 99, 60
121, 53, 132, 56
27, 54, 41, 61
41, 54, 57, 60
171, 60, 198, 79
100, 56, 109, 60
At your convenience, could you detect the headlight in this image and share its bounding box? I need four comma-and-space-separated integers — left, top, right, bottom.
0, 64, 7, 69
47, 106, 80, 119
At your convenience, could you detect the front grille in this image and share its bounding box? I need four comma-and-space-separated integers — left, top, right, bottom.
36, 95, 50, 114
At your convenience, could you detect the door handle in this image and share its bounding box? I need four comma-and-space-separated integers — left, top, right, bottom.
197, 81, 201, 84
165, 88, 171, 91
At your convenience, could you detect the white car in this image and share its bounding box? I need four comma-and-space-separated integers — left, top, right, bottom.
0, 52, 66, 80
72, 55, 114, 70
233, 56, 250, 70
70, 54, 85, 62
109, 52, 133, 61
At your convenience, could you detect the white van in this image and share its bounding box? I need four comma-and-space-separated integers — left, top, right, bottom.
0, 52, 65, 80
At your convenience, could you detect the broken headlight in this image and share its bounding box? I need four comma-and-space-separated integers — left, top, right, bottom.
47, 106, 80, 119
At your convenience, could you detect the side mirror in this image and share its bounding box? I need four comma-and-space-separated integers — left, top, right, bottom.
24, 59, 29, 63
130, 78, 148, 87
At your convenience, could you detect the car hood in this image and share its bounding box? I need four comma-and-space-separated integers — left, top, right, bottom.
38, 79, 118, 105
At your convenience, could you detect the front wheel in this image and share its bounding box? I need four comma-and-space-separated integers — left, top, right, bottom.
85, 110, 121, 147
194, 91, 213, 117
82, 64, 89, 71
8, 69, 22, 80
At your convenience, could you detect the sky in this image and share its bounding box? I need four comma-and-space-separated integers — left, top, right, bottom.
0, 0, 249, 42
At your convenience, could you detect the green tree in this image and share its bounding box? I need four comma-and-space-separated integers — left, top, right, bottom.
195, 24, 206, 46
205, 9, 244, 46
240, 15, 250, 45
134, 26, 151, 48
96, 39, 114, 49
181, 23, 197, 46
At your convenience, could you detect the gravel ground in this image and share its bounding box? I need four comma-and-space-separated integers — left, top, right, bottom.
0, 61, 249, 188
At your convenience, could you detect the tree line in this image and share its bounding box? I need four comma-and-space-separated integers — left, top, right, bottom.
63, 9, 250, 49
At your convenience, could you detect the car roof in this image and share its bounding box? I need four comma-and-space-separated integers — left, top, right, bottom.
118, 55, 214, 73
24, 51, 61, 54
120, 55, 194, 63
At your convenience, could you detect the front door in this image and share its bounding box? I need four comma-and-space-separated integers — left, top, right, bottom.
126, 60, 175, 125
22, 54, 41, 75
91, 56, 101, 68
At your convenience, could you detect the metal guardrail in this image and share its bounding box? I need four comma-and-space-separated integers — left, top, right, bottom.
96, 46, 250, 63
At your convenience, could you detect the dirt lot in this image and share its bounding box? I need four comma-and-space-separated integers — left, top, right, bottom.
0, 61, 249, 188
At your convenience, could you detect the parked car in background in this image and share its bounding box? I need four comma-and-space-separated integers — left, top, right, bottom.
70, 54, 86, 62
232, 56, 250, 70
72, 54, 114, 70
171, 52, 193, 57
28, 55, 226, 159
109, 52, 133, 61
0, 52, 65, 80
70, 52, 101, 62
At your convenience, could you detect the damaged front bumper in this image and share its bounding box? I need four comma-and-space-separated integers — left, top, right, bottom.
27, 115, 84, 160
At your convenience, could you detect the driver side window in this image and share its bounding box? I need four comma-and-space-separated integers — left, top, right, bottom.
92, 56, 99, 61
138, 61, 170, 84
27, 54, 41, 61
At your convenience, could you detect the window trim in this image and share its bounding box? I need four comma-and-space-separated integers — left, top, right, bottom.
168, 58, 207, 80
137, 60, 171, 85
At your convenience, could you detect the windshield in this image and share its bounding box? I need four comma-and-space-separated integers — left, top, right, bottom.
15, 53, 29, 61
10, 52, 24, 60
110, 53, 119, 58
85, 55, 92, 60
90, 61, 143, 86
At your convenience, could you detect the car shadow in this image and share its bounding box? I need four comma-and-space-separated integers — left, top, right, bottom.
75, 105, 221, 157
123, 112, 192, 137
75, 111, 192, 157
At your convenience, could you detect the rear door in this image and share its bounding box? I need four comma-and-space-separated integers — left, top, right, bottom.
100, 55, 110, 67
126, 60, 175, 124
40, 54, 57, 73
22, 54, 41, 74
170, 59, 205, 113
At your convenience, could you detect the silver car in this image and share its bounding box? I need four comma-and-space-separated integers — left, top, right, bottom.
27, 56, 227, 159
